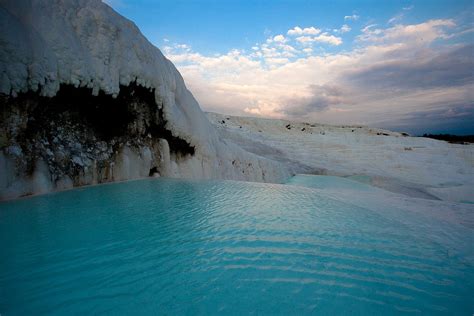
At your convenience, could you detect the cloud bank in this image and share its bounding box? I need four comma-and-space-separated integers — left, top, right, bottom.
163, 19, 474, 134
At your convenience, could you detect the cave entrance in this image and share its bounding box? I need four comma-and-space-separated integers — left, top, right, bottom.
7, 82, 195, 156
149, 166, 159, 176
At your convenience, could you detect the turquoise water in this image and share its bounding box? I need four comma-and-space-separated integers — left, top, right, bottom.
286, 174, 376, 191
0, 177, 473, 315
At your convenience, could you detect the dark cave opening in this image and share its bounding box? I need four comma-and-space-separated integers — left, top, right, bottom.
53, 84, 138, 140
149, 166, 159, 176
2, 83, 195, 156
146, 120, 196, 156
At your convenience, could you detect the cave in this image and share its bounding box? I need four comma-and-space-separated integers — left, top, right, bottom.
149, 166, 159, 176
1, 82, 195, 156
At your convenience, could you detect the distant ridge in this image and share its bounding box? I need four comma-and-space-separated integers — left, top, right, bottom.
422, 134, 474, 144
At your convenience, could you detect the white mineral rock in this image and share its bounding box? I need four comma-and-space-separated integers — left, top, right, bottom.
0, 0, 289, 199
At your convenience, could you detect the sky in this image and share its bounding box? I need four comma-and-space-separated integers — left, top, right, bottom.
104, 0, 474, 135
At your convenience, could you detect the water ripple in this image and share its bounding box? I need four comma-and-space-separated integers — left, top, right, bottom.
0, 178, 472, 315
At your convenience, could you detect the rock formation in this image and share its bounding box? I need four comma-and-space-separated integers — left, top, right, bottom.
0, 0, 289, 200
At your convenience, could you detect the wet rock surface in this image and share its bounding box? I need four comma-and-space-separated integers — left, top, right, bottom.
0, 84, 194, 199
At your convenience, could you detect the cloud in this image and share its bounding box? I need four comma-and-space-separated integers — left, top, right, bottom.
361, 24, 378, 33
288, 26, 341, 46
357, 19, 455, 43
273, 34, 286, 42
388, 13, 404, 25
376, 103, 474, 135
162, 18, 474, 134
344, 14, 360, 21
346, 45, 474, 91
280, 84, 347, 117
388, 5, 415, 24
244, 107, 262, 115
295, 33, 342, 45
339, 24, 351, 33
314, 33, 343, 45
287, 26, 321, 36
295, 36, 314, 44
266, 57, 290, 65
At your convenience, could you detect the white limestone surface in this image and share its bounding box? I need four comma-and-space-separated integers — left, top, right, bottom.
0, 0, 290, 199
0, 0, 210, 149
207, 113, 474, 203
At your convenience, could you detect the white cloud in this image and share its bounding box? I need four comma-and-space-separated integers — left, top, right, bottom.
162, 19, 472, 131
361, 24, 378, 33
344, 14, 360, 21
358, 19, 455, 43
244, 107, 261, 115
295, 36, 314, 44
314, 33, 343, 45
266, 57, 290, 66
273, 34, 286, 42
281, 44, 297, 52
388, 13, 404, 25
176, 43, 190, 49
287, 26, 321, 36
340, 24, 351, 33
287, 26, 303, 36
295, 33, 342, 45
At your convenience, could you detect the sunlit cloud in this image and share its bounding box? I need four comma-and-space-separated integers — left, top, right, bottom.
287, 26, 321, 36
162, 20, 474, 133
313, 33, 343, 45
294, 33, 342, 45
273, 34, 286, 42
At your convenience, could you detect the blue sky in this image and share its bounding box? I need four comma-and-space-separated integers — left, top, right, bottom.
105, 0, 474, 135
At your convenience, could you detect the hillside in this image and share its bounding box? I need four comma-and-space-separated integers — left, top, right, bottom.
207, 112, 474, 203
